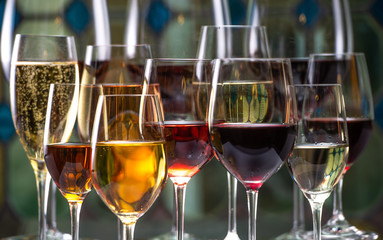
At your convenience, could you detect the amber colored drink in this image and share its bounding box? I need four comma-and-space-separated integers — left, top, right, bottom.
45, 143, 92, 202
92, 141, 167, 224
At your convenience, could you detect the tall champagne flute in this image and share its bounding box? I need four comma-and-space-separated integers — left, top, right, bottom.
91, 94, 167, 240
197, 25, 270, 240
44, 83, 95, 240
306, 53, 377, 239
9, 34, 79, 240
209, 58, 297, 240
145, 58, 214, 240
2, 3, 110, 237
286, 84, 349, 240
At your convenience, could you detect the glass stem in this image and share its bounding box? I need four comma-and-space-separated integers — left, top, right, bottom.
332, 176, 346, 221
47, 181, 57, 231
292, 184, 305, 231
246, 189, 259, 240
309, 201, 324, 240
35, 170, 50, 240
174, 183, 187, 240
123, 222, 136, 240
227, 173, 238, 234
69, 201, 83, 240
118, 218, 123, 240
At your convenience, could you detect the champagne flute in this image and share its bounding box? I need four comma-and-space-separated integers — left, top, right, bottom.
44, 83, 95, 240
2, 2, 110, 237
209, 58, 297, 240
9, 34, 79, 240
286, 84, 349, 240
145, 58, 214, 240
196, 25, 270, 240
91, 94, 167, 240
306, 53, 377, 239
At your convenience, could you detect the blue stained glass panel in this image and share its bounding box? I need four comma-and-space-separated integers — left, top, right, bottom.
0, 104, 14, 142
296, 0, 320, 28
65, 0, 90, 33
146, 0, 171, 34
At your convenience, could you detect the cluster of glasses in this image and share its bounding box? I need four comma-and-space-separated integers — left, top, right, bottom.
6, 22, 377, 240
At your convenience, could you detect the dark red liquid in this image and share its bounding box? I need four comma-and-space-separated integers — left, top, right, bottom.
291, 58, 308, 84
211, 123, 296, 190
164, 122, 213, 182
345, 118, 373, 172
45, 143, 92, 199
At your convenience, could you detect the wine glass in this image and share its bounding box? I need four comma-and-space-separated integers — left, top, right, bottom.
209, 58, 297, 240
246, 1, 354, 238
9, 34, 79, 240
145, 58, 214, 240
306, 53, 377, 239
2, 2, 110, 238
124, 0, 230, 58
82, 44, 152, 85
91, 93, 167, 240
196, 25, 270, 240
44, 83, 95, 240
286, 84, 349, 240
81, 44, 154, 240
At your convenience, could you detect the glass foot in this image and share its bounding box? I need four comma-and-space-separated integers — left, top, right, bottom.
150, 230, 197, 240
322, 223, 378, 240
223, 231, 240, 240
275, 229, 306, 240
2, 229, 95, 240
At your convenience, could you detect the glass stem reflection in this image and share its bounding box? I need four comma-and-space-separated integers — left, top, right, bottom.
69, 201, 82, 240
36, 169, 50, 240
330, 176, 347, 223
174, 183, 187, 240
246, 189, 258, 240
227, 174, 238, 234
293, 184, 306, 231
123, 222, 136, 240
309, 201, 324, 240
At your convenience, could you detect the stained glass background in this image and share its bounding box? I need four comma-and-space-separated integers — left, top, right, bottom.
0, 0, 383, 239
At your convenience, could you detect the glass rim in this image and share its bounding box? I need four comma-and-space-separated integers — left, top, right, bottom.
100, 93, 159, 98
148, 58, 213, 62
215, 57, 291, 62
15, 33, 75, 39
201, 25, 266, 29
309, 52, 365, 58
292, 83, 342, 87
86, 43, 151, 48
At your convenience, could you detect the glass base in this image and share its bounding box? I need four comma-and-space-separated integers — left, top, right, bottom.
322, 223, 378, 240
275, 229, 305, 240
149, 230, 197, 240
223, 231, 240, 240
2, 229, 96, 240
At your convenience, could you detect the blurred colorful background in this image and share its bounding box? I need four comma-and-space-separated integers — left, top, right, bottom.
0, 0, 383, 239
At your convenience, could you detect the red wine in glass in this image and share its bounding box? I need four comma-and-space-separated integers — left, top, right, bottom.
210, 123, 296, 190
164, 121, 213, 183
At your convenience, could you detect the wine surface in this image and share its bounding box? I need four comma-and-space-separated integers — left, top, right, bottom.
210, 123, 296, 190
345, 118, 373, 171
45, 143, 92, 202
164, 121, 213, 184
92, 141, 167, 224
11, 61, 78, 171
287, 143, 348, 196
